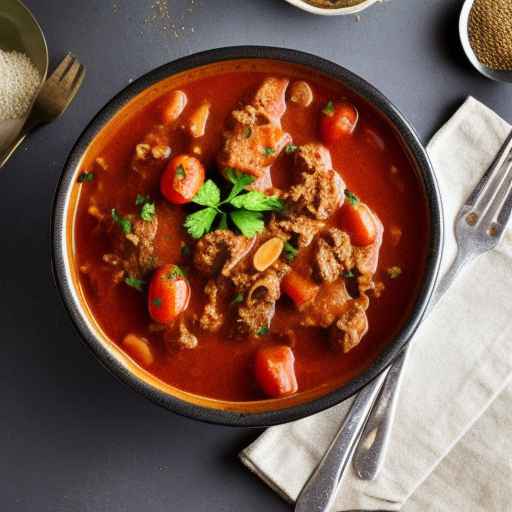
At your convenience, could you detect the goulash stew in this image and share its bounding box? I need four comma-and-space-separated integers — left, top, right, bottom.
73, 62, 429, 401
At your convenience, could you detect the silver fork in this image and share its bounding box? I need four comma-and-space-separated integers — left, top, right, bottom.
0, 53, 85, 168
352, 129, 512, 481
295, 130, 512, 511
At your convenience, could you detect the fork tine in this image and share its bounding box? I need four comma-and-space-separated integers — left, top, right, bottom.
67, 65, 86, 100
49, 53, 75, 82
464, 131, 512, 211
61, 60, 82, 88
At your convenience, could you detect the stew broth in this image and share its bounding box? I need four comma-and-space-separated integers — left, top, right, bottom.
72, 60, 429, 402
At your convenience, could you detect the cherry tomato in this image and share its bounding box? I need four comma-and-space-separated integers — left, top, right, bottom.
320, 101, 358, 145
160, 155, 205, 205
282, 270, 319, 308
148, 264, 191, 324
254, 345, 298, 398
339, 201, 377, 246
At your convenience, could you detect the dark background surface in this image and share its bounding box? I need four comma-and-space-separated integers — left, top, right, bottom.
1, 1, 511, 511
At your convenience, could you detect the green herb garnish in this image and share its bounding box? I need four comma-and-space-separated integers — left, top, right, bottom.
283, 241, 298, 262
125, 276, 145, 291
140, 201, 156, 221
166, 265, 186, 280
152, 297, 162, 308
262, 146, 275, 156
78, 172, 95, 183
285, 143, 298, 154
231, 292, 244, 305
175, 164, 186, 179
183, 171, 282, 239
111, 209, 132, 235
256, 326, 270, 336
343, 270, 355, 279
135, 194, 150, 206
345, 189, 359, 206
322, 100, 335, 116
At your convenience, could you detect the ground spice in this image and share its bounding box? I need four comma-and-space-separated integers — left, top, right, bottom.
307, 0, 366, 7
468, 0, 512, 71
0, 49, 40, 121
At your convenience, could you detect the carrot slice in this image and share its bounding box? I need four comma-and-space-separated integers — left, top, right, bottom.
339, 201, 377, 246
254, 345, 298, 398
282, 270, 319, 308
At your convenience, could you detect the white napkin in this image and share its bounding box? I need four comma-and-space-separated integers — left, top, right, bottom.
241, 97, 512, 511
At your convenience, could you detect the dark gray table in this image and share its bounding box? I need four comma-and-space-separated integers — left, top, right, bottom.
2, 1, 511, 511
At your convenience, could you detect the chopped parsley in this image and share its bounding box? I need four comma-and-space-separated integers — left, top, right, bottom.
111, 209, 132, 234
243, 126, 252, 139
140, 201, 156, 222
152, 297, 162, 308
345, 189, 359, 206
124, 276, 145, 291
285, 143, 298, 154
262, 146, 275, 156
231, 292, 244, 305
166, 265, 186, 280
343, 270, 355, 278
387, 266, 402, 279
135, 194, 150, 206
175, 164, 186, 179
283, 241, 298, 262
322, 100, 335, 116
183, 171, 283, 239
77, 171, 95, 183
256, 326, 270, 336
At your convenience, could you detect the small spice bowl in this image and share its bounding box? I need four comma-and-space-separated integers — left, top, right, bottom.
459, 0, 512, 82
284, 0, 380, 16
0, 0, 48, 153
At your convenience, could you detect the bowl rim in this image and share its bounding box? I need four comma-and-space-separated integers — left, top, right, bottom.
283, 0, 379, 16
51, 46, 443, 427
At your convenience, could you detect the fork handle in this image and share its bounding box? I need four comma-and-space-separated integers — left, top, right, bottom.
352, 346, 409, 480
351, 248, 476, 481
0, 117, 41, 169
295, 370, 388, 512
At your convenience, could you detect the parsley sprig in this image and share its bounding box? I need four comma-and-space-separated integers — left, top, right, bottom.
135, 194, 156, 222
184, 169, 283, 239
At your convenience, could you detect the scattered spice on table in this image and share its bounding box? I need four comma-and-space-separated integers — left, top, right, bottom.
144, 0, 199, 39
468, 0, 512, 71
0, 50, 40, 121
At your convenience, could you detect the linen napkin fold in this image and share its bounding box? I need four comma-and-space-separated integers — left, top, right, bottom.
240, 97, 512, 511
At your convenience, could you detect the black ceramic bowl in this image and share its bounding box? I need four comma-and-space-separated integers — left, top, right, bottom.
52, 46, 443, 427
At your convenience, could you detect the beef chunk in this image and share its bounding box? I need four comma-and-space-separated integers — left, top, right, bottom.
314, 228, 353, 283
131, 124, 172, 178
235, 262, 290, 336
123, 216, 159, 278
219, 123, 291, 179
251, 77, 289, 126
330, 299, 369, 353
289, 167, 344, 220
193, 230, 255, 277
177, 319, 198, 349
295, 143, 333, 174
301, 280, 351, 328
315, 238, 341, 283
104, 215, 158, 280
199, 278, 226, 333
217, 78, 291, 181
285, 143, 345, 220
267, 214, 324, 248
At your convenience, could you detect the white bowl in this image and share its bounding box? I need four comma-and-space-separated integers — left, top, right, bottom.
284, 0, 379, 15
